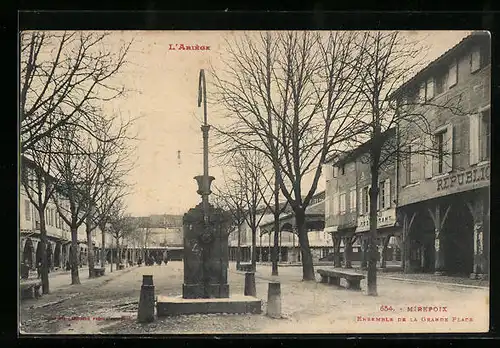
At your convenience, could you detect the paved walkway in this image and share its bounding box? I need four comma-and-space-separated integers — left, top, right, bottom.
21, 263, 138, 294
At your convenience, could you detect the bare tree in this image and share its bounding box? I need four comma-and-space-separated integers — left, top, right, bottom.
221, 150, 272, 271
213, 174, 247, 269
108, 202, 138, 269
351, 31, 467, 295
20, 31, 132, 153
212, 31, 366, 280
82, 115, 135, 277
20, 129, 60, 294
137, 216, 153, 261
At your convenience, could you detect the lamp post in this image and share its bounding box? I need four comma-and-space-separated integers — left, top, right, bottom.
195, 69, 215, 298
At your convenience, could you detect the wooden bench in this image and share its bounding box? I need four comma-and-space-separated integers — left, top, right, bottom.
20, 279, 42, 300
317, 268, 365, 291
92, 267, 106, 277
238, 262, 253, 272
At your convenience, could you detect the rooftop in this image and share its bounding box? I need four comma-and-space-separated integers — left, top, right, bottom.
326, 128, 396, 166
389, 31, 490, 100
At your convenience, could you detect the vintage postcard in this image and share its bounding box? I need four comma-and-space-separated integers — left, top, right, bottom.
19, 30, 490, 335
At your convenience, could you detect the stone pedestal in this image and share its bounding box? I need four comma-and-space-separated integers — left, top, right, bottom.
182, 202, 230, 299
244, 272, 256, 296
137, 275, 155, 323
267, 282, 282, 319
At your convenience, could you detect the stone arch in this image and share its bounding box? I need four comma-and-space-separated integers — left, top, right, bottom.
22, 238, 34, 268
46, 242, 54, 269
54, 242, 62, 269
443, 202, 474, 275
35, 240, 43, 265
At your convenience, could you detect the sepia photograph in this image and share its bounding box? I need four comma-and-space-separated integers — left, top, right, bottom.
18, 29, 490, 335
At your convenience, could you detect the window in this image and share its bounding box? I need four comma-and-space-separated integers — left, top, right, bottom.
349, 188, 356, 212
419, 83, 426, 104
339, 193, 346, 215
435, 131, 446, 174
333, 194, 339, 215
435, 74, 445, 95
447, 60, 458, 88
340, 165, 345, 175
419, 79, 435, 103
405, 144, 420, 184
333, 167, 338, 178
25, 200, 31, 221
405, 147, 412, 184
362, 186, 370, 215
323, 164, 333, 182
379, 181, 386, 210
471, 45, 490, 73
471, 48, 481, 73
480, 109, 491, 161
426, 79, 435, 100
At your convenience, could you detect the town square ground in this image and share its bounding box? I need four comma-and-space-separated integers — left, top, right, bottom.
19, 262, 489, 334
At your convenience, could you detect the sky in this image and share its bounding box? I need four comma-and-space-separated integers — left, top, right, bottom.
95, 30, 471, 217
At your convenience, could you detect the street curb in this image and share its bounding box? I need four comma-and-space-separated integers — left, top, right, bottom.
232, 268, 489, 290
378, 275, 489, 290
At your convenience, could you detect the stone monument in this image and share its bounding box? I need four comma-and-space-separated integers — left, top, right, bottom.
156, 69, 261, 316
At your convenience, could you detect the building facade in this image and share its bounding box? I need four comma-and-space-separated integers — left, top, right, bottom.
323, 128, 402, 269
234, 191, 330, 264
20, 157, 113, 271
393, 31, 490, 278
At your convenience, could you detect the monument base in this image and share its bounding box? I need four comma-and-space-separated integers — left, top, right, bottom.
156, 295, 262, 317
182, 283, 229, 299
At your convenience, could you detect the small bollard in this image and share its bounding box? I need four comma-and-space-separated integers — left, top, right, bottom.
244, 272, 256, 297
266, 281, 281, 319
137, 275, 155, 323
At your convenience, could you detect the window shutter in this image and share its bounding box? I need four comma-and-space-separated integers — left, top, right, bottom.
367, 185, 372, 213
358, 189, 363, 215
351, 189, 357, 212
384, 179, 391, 209
427, 79, 435, 100
424, 134, 433, 179
333, 194, 338, 215
469, 114, 480, 165
323, 164, 333, 181
444, 124, 454, 172
447, 61, 458, 88
419, 83, 426, 104
471, 49, 480, 73
325, 198, 331, 219
376, 184, 380, 211
410, 142, 420, 182
400, 154, 407, 187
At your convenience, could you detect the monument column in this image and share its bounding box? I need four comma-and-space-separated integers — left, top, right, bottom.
182, 69, 230, 299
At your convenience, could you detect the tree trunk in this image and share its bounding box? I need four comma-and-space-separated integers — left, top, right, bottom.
116, 239, 120, 269
251, 227, 257, 271
110, 238, 114, 272
39, 212, 50, 294
272, 173, 280, 276
86, 228, 95, 278
361, 237, 368, 270
236, 224, 241, 269
296, 209, 314, 281
100, 225, 106, 268
333, 236, 342, 268
367, 166, 380, 296
70, 227, 80, 284
272, 226, 279, 276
